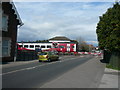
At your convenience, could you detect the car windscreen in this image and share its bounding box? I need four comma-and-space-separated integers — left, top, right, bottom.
39, 52, 47, 55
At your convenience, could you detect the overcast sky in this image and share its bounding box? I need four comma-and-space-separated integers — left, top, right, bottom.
14, 1, 114, 46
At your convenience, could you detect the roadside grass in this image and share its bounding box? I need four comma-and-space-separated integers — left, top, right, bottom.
106, 64, 120, 71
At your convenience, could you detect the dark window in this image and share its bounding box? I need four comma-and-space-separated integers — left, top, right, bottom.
47, 45, 51, 48
2, 40, 11, 56
30, 45, 34, 48
55, 46, 58, 48
51, 52, 55, 55
19, 45, 23, 47
2, 14, 8, 31
24, 45, 28, 48
48, 51, 54, 55
41, 45, 45, 48
48, 52, 52, 55
39, 52, 47, 55
72, 46, 74, 48
60, 46, 64, 48
35, 45, 40, 47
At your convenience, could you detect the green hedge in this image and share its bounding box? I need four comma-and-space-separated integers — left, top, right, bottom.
104, 50, 120, 70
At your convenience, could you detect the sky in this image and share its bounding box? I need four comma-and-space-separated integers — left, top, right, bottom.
13, 1, 114, 46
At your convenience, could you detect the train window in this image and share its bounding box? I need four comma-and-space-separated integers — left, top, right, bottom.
35, 45, 40, 47
19, 45, 23, 47
30, 45, 34, 48
55, 46, 58, 48
47, 45, 51, 48
41, 45, 45, 48
60, 46, 64, 48
24, 45, 28, 48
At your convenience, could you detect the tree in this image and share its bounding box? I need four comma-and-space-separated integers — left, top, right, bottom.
76, 36, 85, 45
76, 36, 89, 52
79, 41, 90, 52
96, 2, 120, 51
35, 40, 49, 42
96, 2, 120, 69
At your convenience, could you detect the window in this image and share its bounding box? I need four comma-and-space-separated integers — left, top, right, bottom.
24, 45, 28, 48
48, 51, 54, 55
59, 46, 64, 48
47, 45, 51, 48
0, 41, 2, 57
19, 45, 23, 48
30, 45, 34, 48
51, 52, 55, 55
39, 52, 47, 55
55, 46, 58, 48
2, 40, 11, 57
35, 45, 40, 48
2, 14, 8, 31
41, 45, 45, 48
72, 46, 74, 48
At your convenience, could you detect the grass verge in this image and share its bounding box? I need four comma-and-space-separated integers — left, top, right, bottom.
106, 64, 120, 71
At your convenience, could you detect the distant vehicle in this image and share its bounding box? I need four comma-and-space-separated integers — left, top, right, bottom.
38, 51, 59, 62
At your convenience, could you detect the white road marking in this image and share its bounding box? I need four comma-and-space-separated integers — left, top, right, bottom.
1, 56, 83, 76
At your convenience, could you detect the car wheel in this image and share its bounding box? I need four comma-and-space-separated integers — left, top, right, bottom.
39, 60, 42, 62
57, 57, 59, 61
48, 58, 51, 62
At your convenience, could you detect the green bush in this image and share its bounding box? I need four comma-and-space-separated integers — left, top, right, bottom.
105, 51, 120, 70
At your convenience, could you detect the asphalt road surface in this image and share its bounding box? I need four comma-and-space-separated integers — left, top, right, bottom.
2, 55, 105, 88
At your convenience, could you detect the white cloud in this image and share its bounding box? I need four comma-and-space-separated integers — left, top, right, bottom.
86, 41, 98, 46
15, 2, 114, 46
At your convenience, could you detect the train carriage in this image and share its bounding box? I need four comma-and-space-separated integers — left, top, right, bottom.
17, 42, 76, 52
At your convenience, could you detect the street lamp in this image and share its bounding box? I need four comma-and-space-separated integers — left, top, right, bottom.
14, 23, 24, 62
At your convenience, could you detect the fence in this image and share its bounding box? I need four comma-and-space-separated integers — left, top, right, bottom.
16, 50, 38, 61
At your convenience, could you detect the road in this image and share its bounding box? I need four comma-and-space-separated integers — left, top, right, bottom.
2, 55, 105, 88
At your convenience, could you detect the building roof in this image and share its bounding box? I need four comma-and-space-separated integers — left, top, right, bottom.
10, 2, 23, 25
49, 36, 71, 41
1, 0, 23, 25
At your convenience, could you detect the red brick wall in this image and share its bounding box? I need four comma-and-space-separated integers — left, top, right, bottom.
2, 2, 19, 62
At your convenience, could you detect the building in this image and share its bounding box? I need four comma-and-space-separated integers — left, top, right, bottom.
49, 36, 71, 43
1, 1, 23, 62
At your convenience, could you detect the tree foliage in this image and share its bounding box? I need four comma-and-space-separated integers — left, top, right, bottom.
75, 36, 94, 52
96, 2, 120, 51
35, 40, 49, 42
79, 42, 89, 52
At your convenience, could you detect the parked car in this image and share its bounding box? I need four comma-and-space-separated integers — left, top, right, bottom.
38, 51, 59, 62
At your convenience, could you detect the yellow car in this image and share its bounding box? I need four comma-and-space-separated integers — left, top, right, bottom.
38, 51, 59, 62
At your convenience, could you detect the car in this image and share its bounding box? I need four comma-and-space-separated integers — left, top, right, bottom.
38, 51, 59, 62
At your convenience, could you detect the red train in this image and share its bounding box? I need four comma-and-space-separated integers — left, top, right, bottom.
17, 42, 77, 52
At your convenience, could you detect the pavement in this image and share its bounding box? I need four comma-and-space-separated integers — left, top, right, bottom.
1, 55, 120, 88
99, 68, 119, 88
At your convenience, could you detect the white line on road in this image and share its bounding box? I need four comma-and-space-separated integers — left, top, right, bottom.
1, 56, 83, 76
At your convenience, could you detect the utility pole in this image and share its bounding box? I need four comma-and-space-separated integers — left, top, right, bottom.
89, 44, 91, 52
